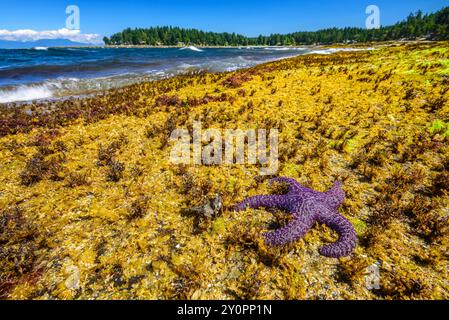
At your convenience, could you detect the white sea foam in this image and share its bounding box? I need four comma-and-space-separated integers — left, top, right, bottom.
179, 63, 195, 69
0, 85, 53, 103
310, 47, 373, 55
264, 47, 291, 51
33, 47, 49, 51
262, 47, 308, 51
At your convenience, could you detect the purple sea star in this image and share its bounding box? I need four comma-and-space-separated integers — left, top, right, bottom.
232, 177, 357, 258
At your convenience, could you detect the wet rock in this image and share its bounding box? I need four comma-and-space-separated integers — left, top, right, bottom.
365, 261, 381, 290
183, 194, 223, 218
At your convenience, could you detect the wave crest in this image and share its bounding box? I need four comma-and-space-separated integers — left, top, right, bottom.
0, 84, 53, 103
180, 46, 204, 52
33, 47, 49, 51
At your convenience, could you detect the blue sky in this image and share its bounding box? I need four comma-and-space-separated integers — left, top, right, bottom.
0, 0, 447, 41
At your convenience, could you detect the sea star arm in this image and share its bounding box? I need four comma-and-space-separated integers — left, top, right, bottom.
232, 195, 291, 212
317, 209, 357, 258
264, 214, 315, 246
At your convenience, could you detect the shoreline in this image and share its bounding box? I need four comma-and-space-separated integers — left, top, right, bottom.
0, 40, 436, 51
0, 39, 430, 50
0, 40, 437, 107
0, 44, 377, 105
104, 39, 434, 49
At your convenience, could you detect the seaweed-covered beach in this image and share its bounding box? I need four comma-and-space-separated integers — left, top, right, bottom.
1, 42, 448, 299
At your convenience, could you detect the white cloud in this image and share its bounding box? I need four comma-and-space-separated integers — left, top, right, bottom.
0, 28, 103, 44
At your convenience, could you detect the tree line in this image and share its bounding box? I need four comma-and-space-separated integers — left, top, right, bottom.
103, 6, 449, 46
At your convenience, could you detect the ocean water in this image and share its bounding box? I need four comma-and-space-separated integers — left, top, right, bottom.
0, 46, 365, 104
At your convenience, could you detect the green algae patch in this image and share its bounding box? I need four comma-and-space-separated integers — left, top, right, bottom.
430, 120, 447, 134
349, 218, 368, 236
211, 217, 227, 235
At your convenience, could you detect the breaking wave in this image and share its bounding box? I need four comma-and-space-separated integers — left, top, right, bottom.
0, 46, 373, 103
180, 46, 204, 52
0, 84, 54, 103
